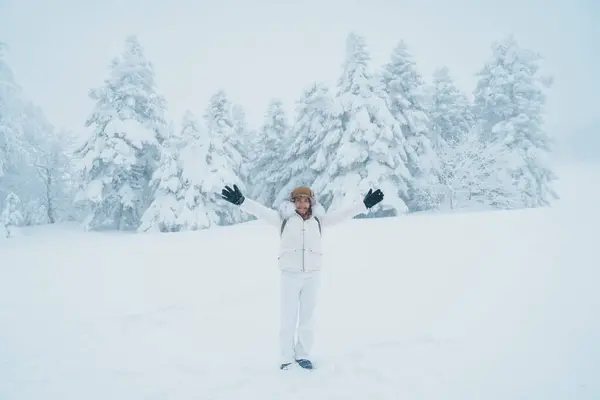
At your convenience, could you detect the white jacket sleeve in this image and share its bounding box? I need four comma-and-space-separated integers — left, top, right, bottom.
240, 198, 281, 227
319, 201, 367, 228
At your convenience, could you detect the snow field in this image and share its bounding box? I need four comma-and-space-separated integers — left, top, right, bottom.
0, 163, 598, 399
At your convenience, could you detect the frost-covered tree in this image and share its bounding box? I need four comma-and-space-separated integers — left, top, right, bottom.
1, 101, 62, 226
473, 35, 558, 208
21, 104, 77, 224
0, 42, 28, 199
1, 192, 23, 238
229, 102, 253, 185
50, 129, 79, 221
231, 105, 247, 150
429, 67, 474, 145
433, 130, 522, 211
75, 35, 169, 230
143, 93, 246, 231
0, 42, 25, 179
202, 91, 246, 200
272, 82, 336, 204
250, 98, 290, 207
312, 32, 412, 216
182, 95, 246, 228
137, 125, 185, 232
0, 43, 76, 225
379, 40, 441, 211
1, 101, 46, 224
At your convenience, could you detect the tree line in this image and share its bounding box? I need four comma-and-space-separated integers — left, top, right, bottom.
0, 32, 558, 235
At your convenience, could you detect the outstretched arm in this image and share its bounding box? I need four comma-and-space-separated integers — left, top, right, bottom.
319, 188, 384, 228
319, 201, 368, 227
240, 198, 281, 227
221, 184, 281, 227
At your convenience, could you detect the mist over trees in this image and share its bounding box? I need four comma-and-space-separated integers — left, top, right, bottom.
0, 33, 559, 234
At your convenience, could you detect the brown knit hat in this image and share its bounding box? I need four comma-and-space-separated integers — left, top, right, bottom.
290, 186, 313, 200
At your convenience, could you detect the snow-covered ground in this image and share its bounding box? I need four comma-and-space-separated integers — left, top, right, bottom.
1, 163, 598, 400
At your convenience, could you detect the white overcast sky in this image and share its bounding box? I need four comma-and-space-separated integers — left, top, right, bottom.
1, 0, 598, 138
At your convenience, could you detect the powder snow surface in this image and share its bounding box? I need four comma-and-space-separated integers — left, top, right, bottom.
0, 163, 598, 399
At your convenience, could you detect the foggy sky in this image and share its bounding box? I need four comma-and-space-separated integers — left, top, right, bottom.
1, 0, 598, 142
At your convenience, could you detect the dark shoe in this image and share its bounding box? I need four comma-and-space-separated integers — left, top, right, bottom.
280, 362, 292, 370
295, 359, 313, 369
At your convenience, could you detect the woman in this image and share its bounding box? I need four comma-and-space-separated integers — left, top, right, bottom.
221, 184, 384, 370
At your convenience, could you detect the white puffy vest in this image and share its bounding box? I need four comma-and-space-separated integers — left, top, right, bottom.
278, 213, 323, 272
239, 198, 368, 273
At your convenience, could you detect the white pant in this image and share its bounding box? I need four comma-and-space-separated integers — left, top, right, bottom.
279, 270, 321, 364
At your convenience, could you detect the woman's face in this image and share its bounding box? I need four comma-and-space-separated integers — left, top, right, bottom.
293, 195, 311, 216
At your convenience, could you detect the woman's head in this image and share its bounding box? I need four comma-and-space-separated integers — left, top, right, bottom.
290, 186, 314, 218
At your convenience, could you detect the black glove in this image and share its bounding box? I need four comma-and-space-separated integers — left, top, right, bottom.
221, 184, 245, 205
363, 188, 384, 209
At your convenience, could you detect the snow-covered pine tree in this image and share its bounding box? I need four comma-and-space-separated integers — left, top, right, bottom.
312, 32, 412, 216
250, 98, 290, 207
203, 91, 246, 212
171, 93, 246, 229
141, 103, 246, 232
379, 40, 441, 211
137, 118, 185, 232
75, 35, 169, 230
272, 82, 335, 205
473, 36, 558, 208
430, 66, 474, 145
